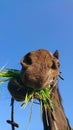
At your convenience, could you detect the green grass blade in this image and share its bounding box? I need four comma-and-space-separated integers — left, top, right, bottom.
26, 98, 34, 130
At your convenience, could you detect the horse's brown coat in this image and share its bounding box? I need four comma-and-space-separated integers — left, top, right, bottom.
8, 49, 71, 130
20, 49, 60, 90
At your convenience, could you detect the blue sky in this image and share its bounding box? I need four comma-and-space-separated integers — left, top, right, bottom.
0, 0, 73, 130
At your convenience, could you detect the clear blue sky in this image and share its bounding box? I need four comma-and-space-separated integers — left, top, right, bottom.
0, 0, 73, 130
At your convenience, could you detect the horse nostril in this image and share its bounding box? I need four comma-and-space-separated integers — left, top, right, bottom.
23, 53, 32, 65
53, 77, 55, 80
51, 61, 57, 69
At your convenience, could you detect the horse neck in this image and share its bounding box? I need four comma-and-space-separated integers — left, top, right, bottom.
42, 85, 71, 130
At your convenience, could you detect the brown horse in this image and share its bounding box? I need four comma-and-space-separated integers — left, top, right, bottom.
8, 49, 71, 130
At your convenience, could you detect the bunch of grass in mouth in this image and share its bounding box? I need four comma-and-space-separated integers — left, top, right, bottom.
0, 66, 20, 84
0, 66, 55, 128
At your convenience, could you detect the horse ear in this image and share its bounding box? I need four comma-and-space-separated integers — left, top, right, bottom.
53, 50, 59, 59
